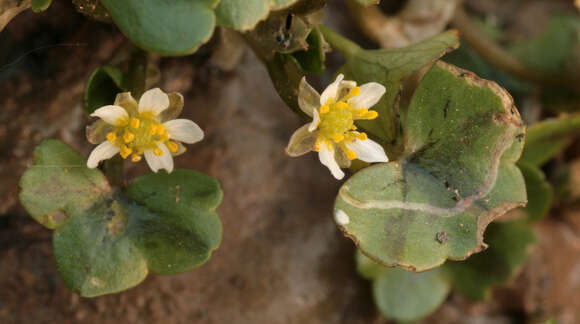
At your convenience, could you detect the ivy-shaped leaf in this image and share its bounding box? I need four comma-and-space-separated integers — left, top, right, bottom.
100, 0, 220, 55
83, 66, 125, 114
444, 221, 535, 300
519, 162, 553, 222
330, 30, 459, 151
215, 0, 300, 31
356, 251, 450, 322
31, 0, 52, 12
520, 114, 580, 166
19, 140, 222, 296
334, 62, 527, 271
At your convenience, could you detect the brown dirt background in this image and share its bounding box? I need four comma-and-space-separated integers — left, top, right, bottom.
1, 1, 579, 323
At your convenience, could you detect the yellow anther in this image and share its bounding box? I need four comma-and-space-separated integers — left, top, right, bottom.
358, 108, 369, 115
156, 125, 166, 136
123, 132, 135, 143
149, 124, 158, 135
154, 147, 164, 156
120, 145, 132, 159
320, 105, 330, 114
166, 141, 179, 153
336, 102, 349, 110
131, 154, 142, 162
348, 86, 361, 98
332, 133, 345, 143
313, 141, 321, 152
130, 118, 140, 129
106, 132, 116, 143
357, 132, 368, 140
159, 132, 170, 141
366, 111, 379, 119
345, 149, 357, 160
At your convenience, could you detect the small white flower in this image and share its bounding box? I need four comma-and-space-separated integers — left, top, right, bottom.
286, 74, 389, 179
86, 88, 204, 174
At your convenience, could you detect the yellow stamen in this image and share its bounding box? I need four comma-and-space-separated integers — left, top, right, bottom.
149, 125, 158, 135
345, 149, 357, 160
120, 145, 132, 159
366, 111, 379, 119
130, 118, 140, 129
131, 154, 142, 162
357, 132, 368, 140
123, 132, 135, 143
314, 141, 321, 152
106, 132, 116, 143
319, 105, 330, 114
159, 132, 170, 141
336, 102, 349, 110
348, 86, 361, 98
154, 147, 164, 156
332, 133, 345, 143
166, 141, 179, 153
156, 125, 166, 136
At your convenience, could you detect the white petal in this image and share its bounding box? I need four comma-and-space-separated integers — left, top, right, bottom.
308, 109, 321, 132
164, 119, 204, 144
144, 143, 174, 173
348, 82, 386, 109
90, 105, 129, 126
138, 88, 170, 116
318, 143, 345, 180
87, 141, 119, 168
286, 124, 317, 157
298, 77, 320, 117
320, 74, 344, 105
346, 139, 389, 163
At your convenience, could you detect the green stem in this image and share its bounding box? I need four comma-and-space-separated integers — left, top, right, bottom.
104, 48, 148, 187
318, 25, 360, 59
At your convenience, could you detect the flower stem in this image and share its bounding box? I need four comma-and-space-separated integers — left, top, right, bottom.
318, 25, 361, 60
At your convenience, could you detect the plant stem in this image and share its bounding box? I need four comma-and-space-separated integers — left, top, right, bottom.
318, 25, 360, 59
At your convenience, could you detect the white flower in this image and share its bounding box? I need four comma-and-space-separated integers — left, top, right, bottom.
286, 74, 388, 179
86, 88, 204, 173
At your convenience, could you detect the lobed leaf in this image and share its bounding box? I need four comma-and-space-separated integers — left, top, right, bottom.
101, 0, 219, 56
335, 62, 527, 271
19, 140, 223, 296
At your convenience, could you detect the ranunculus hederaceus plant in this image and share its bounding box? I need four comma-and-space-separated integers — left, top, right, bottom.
14, 0, 551, 318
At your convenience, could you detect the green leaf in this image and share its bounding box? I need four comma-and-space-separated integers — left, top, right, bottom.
354, 0, 380, 5
31, 0, 52, 12
326, 29, 459, 151
215, 0, 300, 31
519, 162, 553, 222
520, 114, 580, 166
334, 62, 527, 271
19, 140, 223, 296
444, 221, 535, 301
83, 66, 125, 114
357, 252, 450, 322
289, 27, 326, 74
100, 0, 219, 55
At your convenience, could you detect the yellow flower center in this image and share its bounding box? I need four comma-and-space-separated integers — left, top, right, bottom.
314, 86, 379, 160
106, 112, 179, 161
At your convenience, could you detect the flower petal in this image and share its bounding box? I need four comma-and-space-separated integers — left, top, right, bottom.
86, 120, 115, 144
298, 77, 320, 117
138, 88, 170, 116
164, 119, 204, 144
320, 74, 344, 105
90, 105, 129, 126
346, 138, 389, 163
172, 142, 187, 157
144, 143, 174, 173
114, 92, 139, 116
87, 141, 119, 168
308, 108, 321, 132
348, 82, 386, 109
334, 147, 352, 168
286, 124, 317, 157
319, 143, 345, 180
